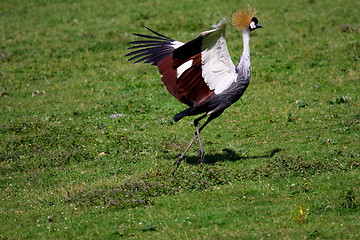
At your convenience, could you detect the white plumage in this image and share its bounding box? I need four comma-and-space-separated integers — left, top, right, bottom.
200, 19, 237, 94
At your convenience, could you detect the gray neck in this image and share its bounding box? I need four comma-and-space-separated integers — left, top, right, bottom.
236, 29, 251, 81
241, 29, 250, 59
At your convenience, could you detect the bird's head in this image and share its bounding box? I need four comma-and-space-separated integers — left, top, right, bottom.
249, 17, 263, 31
232, 6, 263, 31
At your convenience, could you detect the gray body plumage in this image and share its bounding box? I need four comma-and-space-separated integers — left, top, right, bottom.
173, 70, 250, 121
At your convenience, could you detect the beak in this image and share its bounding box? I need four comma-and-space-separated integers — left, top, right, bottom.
257, 24, 264, 29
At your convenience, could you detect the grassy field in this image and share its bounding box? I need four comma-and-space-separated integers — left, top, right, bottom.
1, 0, 359, 239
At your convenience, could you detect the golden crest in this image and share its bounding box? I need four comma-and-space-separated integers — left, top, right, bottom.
231, 6, 257, 30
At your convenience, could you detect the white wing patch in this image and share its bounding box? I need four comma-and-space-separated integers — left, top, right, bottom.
170, 40, 192, 77
177, 60, 193, 78
200, 19, 237, 94
171, 40, 184, 49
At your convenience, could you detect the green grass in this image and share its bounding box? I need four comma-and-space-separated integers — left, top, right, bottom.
1, 0, 359, 239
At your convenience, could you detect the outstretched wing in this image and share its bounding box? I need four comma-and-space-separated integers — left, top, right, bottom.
126, 18, 237, 106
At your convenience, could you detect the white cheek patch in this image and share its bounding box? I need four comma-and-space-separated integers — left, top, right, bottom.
250, 21, 256, 29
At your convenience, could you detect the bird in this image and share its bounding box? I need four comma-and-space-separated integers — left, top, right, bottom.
126, 6, 263, 166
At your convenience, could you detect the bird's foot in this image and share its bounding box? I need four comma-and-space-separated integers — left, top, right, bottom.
174, 155, 184, 168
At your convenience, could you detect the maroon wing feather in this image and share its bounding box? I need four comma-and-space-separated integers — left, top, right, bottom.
126, 28, 214, 106
175, 54, 213, 105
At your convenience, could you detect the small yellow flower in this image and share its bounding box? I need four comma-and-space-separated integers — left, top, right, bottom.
299, 206, 304, 215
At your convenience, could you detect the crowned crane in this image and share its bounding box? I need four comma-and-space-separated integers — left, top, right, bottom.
126, 6, 263, 166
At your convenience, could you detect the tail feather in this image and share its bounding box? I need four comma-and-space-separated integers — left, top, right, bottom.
173, 106, 197, 122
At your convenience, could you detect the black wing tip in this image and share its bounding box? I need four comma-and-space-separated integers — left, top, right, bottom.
125, 26, 175, 64
144, 26, 173, 40
129, 26, 173, 42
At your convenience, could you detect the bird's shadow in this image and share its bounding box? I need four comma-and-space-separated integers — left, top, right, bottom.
180, 148, 282, 165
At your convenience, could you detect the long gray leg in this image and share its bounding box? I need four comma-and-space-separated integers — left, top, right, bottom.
196, 124, 205, 164
174, 114, 207, 167
195, 115, 216, 164
174, 113, 218, 167
174, 134, 197, 167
